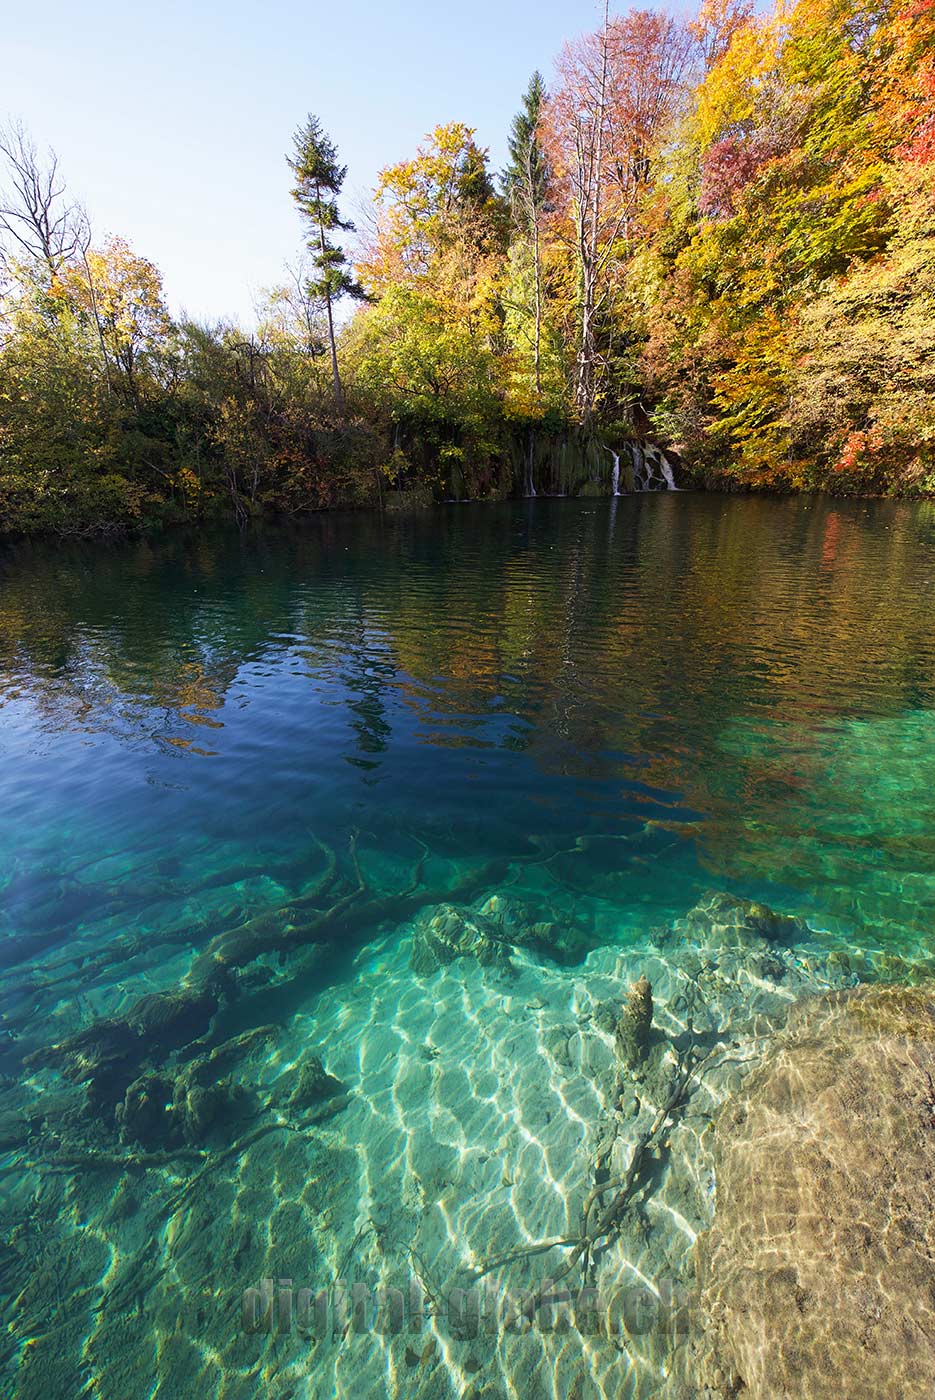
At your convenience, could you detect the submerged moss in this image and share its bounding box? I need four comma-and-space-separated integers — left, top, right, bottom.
615, 974, 654, 1069
692, 984, 935, 1399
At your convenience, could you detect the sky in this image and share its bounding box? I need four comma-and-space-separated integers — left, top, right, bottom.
3, 0, 623, 326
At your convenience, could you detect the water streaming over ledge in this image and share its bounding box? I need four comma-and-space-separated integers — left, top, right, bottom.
2, 494, 935, 1397
629, 441, 677, 491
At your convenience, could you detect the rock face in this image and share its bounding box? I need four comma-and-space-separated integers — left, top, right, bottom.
692, 984, 935, 1400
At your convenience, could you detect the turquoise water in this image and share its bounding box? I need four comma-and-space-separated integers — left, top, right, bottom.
4, 494, 935, 973
3, 493, 935, 1397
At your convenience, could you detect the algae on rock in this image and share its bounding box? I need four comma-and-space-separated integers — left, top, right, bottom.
615, 974, 654, 1070
690, 983, 935, 1400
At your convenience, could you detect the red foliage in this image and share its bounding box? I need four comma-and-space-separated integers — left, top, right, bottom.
888, 0, 935, 164
698, 137, 774, 216
834, 428, 884, 473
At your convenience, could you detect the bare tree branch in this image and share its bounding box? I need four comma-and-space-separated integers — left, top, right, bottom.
0, 120, 88, 277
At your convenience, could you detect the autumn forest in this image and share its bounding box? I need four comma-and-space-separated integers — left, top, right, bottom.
1, 0, 933, 535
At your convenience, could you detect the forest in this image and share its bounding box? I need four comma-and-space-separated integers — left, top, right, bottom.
0, 0, 933, 535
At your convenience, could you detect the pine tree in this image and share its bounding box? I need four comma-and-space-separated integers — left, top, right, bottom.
287, 115, 365, 418
504, 72, 550, 397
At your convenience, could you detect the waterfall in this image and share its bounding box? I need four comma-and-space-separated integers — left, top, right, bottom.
524, 437, 537, 498
629, 440, 677, 492
605, 446, 621, 496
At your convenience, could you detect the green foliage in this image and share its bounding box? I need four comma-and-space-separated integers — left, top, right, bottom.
288, 116, 365, 308
503, 72, 550, 220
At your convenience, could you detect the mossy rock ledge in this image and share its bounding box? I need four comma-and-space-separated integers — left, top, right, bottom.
686, 983, 935, 1400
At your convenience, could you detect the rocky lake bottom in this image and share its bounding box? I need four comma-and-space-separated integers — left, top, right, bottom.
4, 875, 933, 1400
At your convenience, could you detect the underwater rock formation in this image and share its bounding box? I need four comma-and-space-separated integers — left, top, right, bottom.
614, 974, 654, 1069
115, 1062, 250, 1149
479, 895, 593, 965
286, 1055, 345, 1112
114, 1071, 173, 1148
664, 890, 811, 951
691, 983, 935, 1399
409, 904, 512, 975
410, 897, 594, 974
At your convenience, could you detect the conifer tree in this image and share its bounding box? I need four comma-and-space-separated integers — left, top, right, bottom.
287, 115, 365, 417
504, 72, 550, 397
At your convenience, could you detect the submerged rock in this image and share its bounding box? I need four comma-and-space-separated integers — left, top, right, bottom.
410, 904, 511, 975
479, 896, 592, 965
115, 1065, 250, 1148
615, 974, 653, 1069
670, 891, 810, 950
513, 919, 592, 965
287, 1055, 345, 1112
692, 983, 935, 1399
114, 1071, 174, 1148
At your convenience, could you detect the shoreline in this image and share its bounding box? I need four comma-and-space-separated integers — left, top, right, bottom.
3, 476, 935, 549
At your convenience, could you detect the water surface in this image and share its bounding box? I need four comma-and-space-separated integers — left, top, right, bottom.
4, 493, 935, 1398
3, 493, 935, 974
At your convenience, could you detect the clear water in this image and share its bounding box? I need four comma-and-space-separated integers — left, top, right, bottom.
3, 493, 935, 1397
4, 494, 935, 970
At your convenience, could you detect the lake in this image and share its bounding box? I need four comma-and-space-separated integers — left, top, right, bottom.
3, 493, 935, 1397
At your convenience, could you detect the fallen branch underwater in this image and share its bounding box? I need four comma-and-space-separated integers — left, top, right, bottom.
465, 1041, 716, 1305
15, 830, 522, 1200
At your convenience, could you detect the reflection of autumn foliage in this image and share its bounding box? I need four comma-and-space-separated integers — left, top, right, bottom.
3, 498, 935, 941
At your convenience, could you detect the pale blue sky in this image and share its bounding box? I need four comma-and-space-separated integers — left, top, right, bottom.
4, 0, 621, 325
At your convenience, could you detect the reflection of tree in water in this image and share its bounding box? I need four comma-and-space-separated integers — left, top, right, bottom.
2, 498, 935, 936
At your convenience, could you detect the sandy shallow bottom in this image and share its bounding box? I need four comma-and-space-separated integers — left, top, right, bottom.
0, 891, 882, 1400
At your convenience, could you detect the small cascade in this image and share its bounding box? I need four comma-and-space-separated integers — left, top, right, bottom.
524, 439, 537, 498
605, 446, 622, 495
629, 440, 678, 492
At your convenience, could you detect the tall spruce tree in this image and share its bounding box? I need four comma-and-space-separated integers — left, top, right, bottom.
504, 72, 550, 397
287, 115, 364, 417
